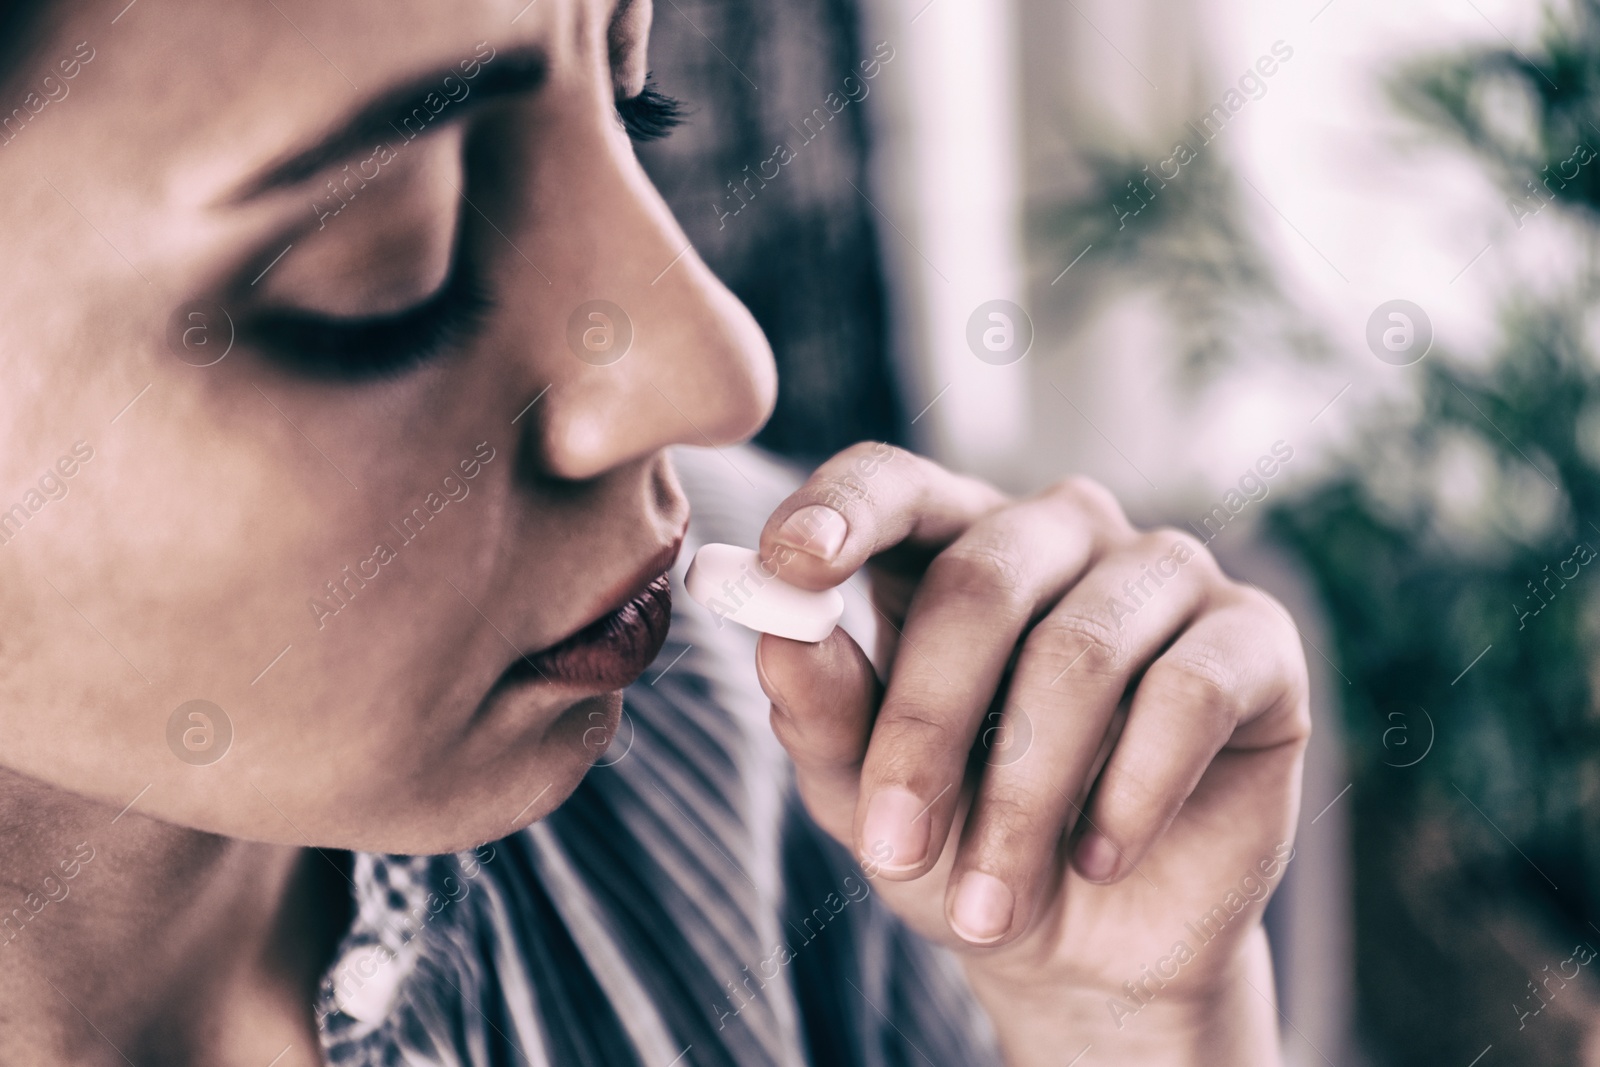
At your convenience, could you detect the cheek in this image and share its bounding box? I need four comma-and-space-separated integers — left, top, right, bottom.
0, 387, 335, 805
0, 370, 525, 847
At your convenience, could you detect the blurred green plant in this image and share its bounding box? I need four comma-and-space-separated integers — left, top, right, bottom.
1272, 297, 1600, 880
1266, 2, 1600, 1060
1035, 129, 1328, 380
1393, 0, 1600, 229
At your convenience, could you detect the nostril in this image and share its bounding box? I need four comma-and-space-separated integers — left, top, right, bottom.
527, 400, 620, 482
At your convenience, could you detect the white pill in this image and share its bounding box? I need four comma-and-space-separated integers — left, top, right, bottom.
684, 543, 844, 642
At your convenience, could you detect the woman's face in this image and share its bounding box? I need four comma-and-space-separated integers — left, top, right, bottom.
0, 0, 774, 853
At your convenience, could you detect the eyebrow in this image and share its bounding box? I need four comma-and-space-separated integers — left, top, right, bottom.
227, 46, 548, 204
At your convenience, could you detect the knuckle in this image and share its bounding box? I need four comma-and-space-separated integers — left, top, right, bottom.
971, 784, 1053, 851
1149, 526, 1206, 559
927, 543, 1031, 617
1035, 609, 1127, 676
1228, 586, 1309, 675
1238, 583, 1293, 629
1149, 644, 1243, 723
812, 477, 876, 516
810, 442, 898, 511
875, 705, 958, 761
1146, 527, 1215, 575
1094, 770, 1169, 834
1052, 475, 1131, 530
1119, 532, 1175, 571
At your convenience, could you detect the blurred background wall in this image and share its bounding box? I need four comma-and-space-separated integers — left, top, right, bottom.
639, 0, 1600, 1062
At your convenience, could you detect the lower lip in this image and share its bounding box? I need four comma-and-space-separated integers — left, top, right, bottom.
502, 574, 672, 691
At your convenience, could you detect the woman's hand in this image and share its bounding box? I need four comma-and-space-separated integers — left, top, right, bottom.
754, 443, 1310, 1066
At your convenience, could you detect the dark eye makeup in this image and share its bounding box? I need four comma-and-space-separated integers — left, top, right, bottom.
243, 256, 494, 381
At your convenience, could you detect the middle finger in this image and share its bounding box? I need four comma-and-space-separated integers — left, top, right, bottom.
943, 531, 1213, 944
852, 492, 1103, 876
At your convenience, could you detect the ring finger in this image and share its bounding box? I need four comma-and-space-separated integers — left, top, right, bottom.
943, 533, 1213, 945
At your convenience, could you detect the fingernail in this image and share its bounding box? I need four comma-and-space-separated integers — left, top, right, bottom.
861, 787, 929, 871
950, 872, 1014, 944
1074, 831, 1122, 883
774, 505, 848, 562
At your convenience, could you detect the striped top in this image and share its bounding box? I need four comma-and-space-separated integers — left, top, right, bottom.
313, 445, 1003, 1067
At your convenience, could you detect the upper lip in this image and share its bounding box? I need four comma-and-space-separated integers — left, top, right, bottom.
528, 534, 684, 658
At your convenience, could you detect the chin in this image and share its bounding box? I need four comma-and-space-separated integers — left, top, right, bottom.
380, 691, 626, 856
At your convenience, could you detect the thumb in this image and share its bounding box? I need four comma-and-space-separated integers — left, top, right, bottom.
756, 628, 880, 849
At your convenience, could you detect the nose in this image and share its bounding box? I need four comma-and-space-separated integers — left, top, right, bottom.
517, 120, 776, 482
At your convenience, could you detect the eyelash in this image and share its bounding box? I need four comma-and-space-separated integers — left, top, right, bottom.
245, 259, 494, 381
617, 79, 683, 142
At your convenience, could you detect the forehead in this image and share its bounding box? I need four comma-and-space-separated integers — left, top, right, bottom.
11, 0, 629, 204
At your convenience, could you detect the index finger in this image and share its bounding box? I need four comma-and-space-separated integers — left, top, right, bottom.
758, 442, 1009, 591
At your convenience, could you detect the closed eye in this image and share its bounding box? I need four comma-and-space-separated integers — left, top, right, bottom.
243, 258, 493, 382
616, 78, 683, 142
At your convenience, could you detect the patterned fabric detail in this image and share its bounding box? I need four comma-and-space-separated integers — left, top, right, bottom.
316, 445, 1001, 1067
